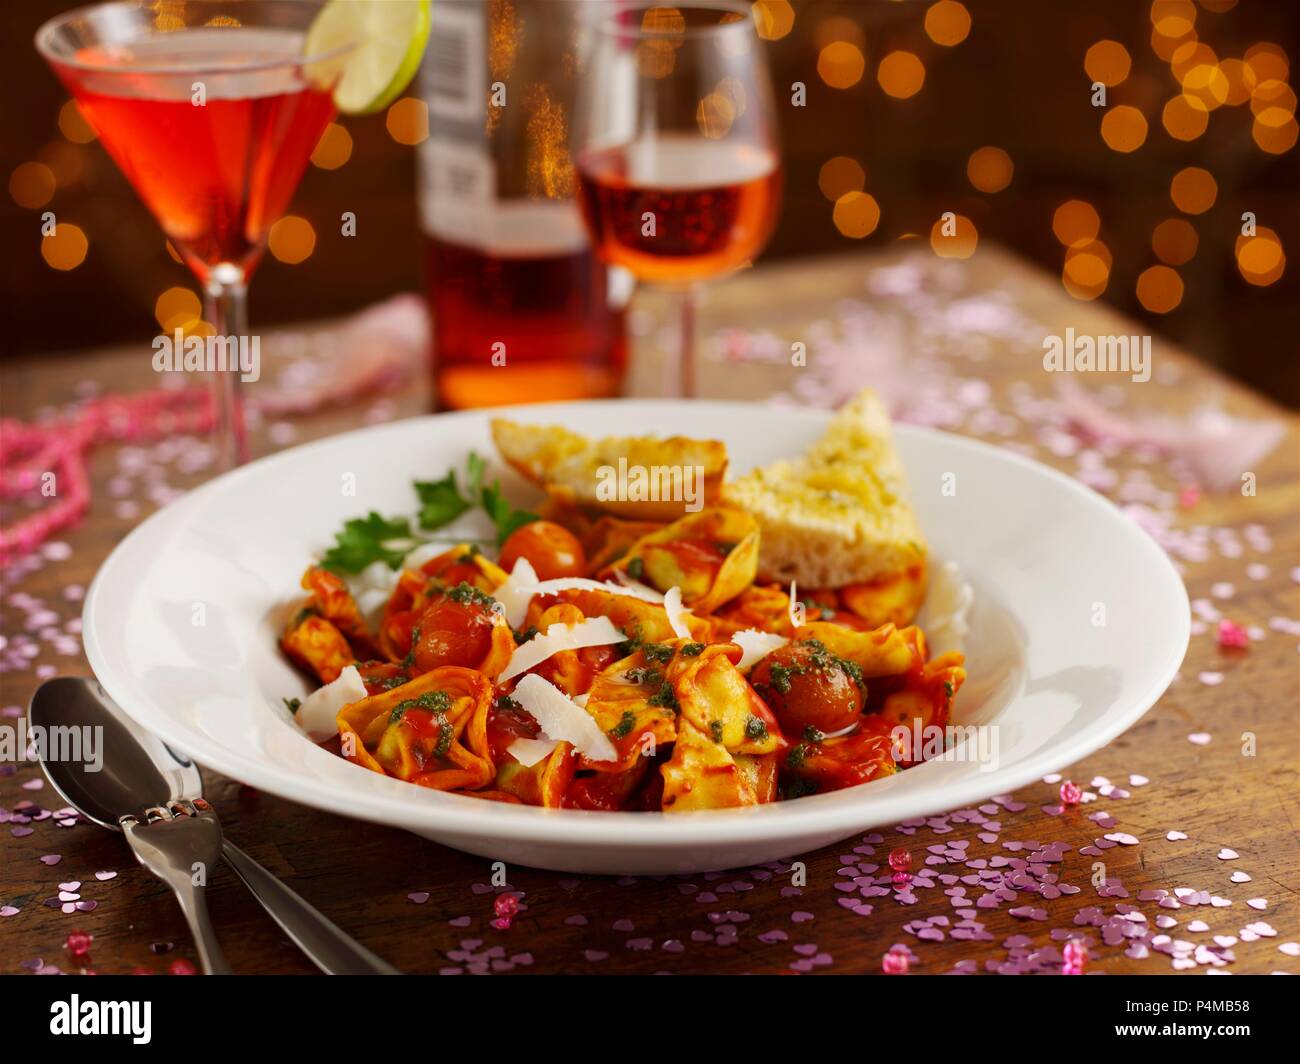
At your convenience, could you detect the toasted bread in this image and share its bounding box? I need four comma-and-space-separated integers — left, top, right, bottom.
491, 419, 728, 520
723, 390, 926, 587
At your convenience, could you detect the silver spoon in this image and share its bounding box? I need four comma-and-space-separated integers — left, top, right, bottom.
30, 676, 400, 975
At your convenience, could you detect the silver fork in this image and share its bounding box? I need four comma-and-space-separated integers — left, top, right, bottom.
121, 798, 232, 975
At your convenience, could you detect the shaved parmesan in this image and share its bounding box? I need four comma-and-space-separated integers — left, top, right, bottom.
917, 559, 974, 657
295, 665, 368, 742
732, 628, 790, 671
664, 586, 692, 639
499, 616, 626, 682
511, 674, 617, 763
613, 568, 668, 600
494, 556, 540, 627
507, 737, 559, 768
522, 576, 665, 606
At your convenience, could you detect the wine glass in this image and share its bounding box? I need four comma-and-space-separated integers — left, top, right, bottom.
36, 1, 357, 470
575, 1, 781, 398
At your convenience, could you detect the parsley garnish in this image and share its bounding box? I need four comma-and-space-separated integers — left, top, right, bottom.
283, 697, 302, 713
512, 625, 539, 644
446, 581, 496, 611
414, 469, 474, 530
641, 642, 675, 664
321, 512, 414, 574
625, 556, 645, 580
744, 714, 769, 742
648, 684, 679, 711
709, 720, 724, 743
389, 689, 453, 723
786, 742, 809, 768
609, 711, 636, 739
681, 642, 706, 657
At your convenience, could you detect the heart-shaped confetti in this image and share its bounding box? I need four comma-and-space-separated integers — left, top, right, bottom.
1187, 733, 1212, 746
1230, 871, 1252, 883
39, 855, 62, 865
1217, 848, 1239, 861
407, 892, 429, 904
1166, 830, 1189, 841
94, 870, 117, 881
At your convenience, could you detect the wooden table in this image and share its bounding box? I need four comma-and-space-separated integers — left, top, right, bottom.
3, 246, 1297, 975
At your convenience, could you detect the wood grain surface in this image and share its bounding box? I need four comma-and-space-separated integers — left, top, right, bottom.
2, 246, 1297, 975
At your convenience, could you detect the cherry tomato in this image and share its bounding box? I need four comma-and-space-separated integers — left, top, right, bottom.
499, 521, 587, 580
410, 596, 494, 672
749, 641, 864, 737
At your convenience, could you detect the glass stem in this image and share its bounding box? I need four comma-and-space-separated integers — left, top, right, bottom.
676, 285, 697, 399
204, 264, 250, 471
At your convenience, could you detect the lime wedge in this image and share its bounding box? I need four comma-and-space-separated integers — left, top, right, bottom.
305, 0, 431, 115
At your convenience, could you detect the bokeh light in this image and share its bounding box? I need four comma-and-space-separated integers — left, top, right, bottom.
1052, 200, 1100, 247
924, 1, 971, 47
833, 191, 881, 238
818, 156, 866, 201
877, 51, 926, 99
1149, 0, 1196, 39
696, 92, 736, 138
1084, 40, 1131, 86
818, 41, 866, 89
752, 0, 795, 41
1218, 59, 1256, 106
1136, 264, 1184, 313
1100, 105, 1148, 152
1162, 94, 1209, 140
1169, 166, 1217, 214
1243, 42, 1289, 85
311, 122, 353, 170
38, 142, 85, 188
57, 100, 96, 144
154, 286, 202, 332
1235, 226, 1285, 286
9, 162, 56, 209
41, 223, 88, 271
1252, 115, 1298, 153
966, 146, 1013, 193
930, 214, 978, 258
1063, 240, 1112, 300
386, 98, 429, 145
268, 216, 316, 264
1151, 218, 1198, 265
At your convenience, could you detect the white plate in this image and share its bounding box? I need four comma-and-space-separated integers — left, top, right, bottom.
83, 401, 1189, 874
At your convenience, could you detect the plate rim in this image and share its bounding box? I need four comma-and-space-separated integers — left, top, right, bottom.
81, 399, 1191, 848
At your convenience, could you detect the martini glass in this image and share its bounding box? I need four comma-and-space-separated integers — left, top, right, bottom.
36, 0, 357, 470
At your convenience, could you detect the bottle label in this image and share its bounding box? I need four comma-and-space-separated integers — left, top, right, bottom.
418, 0, 587, 256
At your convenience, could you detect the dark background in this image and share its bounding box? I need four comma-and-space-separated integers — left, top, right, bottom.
4, 0, 1297, 405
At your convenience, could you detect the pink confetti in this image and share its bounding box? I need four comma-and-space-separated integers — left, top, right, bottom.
1246, 898, 1268, 911
1230, 871, 1252, 884
1166, 830, 1189, 841
1197, 671, 1224, 686
1217, 849, 1239, 861
1187, 733, 1212, 746
1216, 620, 1249, 650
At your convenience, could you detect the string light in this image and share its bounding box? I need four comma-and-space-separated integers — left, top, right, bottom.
1236, 227, 1285, 286
818, 156, 866, 201
966, 146, 1013, 193
9, 162, 56, 209
268, 216, 316, 264
1162, 94, 1209, 140
311, 123, 353, 170
752, 0, 794, 41
386, 98, 429, 145
1052, 200, 1100, 247
930, 214, 978, 258
1169, 166, 1217, 214
1084, 40, 1131, 86
1136, 264, 1184, 313
1100, 105, 1148, 151
818, 41, 866, 89
1152, 218, 1198, 265
877, 51, 926, 99
57, 100, 96, 144
833, 191, 881, 238
924, 1, 971, 47
41, 223, 88, 271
